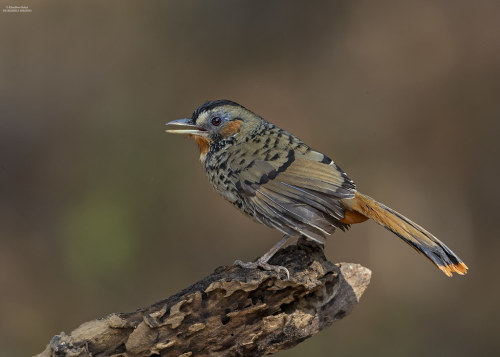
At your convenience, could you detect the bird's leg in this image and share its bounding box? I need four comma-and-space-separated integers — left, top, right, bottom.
235, 234, 293, 279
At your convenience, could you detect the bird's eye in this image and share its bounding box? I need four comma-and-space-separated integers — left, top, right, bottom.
211, 117, 222, 126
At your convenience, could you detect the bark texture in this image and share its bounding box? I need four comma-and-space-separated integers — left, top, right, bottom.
37, 238, 371, 357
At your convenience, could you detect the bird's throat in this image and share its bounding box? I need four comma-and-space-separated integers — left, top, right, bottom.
188, 134, 211, 161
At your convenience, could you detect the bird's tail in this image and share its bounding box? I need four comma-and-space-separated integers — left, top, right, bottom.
341, 192, 468, 277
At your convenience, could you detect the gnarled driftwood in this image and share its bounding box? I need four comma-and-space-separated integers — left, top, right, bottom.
37, 238, 371, 356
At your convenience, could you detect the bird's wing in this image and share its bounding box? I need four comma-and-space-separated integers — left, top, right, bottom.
233, 148, 356, 243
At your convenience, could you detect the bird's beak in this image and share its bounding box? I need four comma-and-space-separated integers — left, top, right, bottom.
165, 118, 208, 136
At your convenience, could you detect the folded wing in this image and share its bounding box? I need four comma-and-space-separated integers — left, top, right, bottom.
235, 149, 356, 244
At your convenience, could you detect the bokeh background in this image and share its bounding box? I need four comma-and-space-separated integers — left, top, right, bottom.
1, 1, 499, 356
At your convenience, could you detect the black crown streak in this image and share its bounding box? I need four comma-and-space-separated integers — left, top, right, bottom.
192, 100, 245, 122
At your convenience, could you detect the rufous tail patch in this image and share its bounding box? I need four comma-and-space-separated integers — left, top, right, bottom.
340, 209, 369, 224
344, 192, 468, 277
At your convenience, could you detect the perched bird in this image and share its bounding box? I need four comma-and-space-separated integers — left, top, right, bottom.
166, 100, 468, 278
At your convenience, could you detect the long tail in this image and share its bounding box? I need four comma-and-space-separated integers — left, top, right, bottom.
341, 192, 468, 277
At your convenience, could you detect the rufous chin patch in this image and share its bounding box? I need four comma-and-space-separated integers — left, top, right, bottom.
188, 134, 211, 159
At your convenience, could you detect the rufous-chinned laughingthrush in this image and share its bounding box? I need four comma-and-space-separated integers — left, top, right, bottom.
166, 100, 468, 278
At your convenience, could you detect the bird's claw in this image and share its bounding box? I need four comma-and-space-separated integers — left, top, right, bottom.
234, 259, 290, 280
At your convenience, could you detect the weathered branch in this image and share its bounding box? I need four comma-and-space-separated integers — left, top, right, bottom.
37, 238, 371, 357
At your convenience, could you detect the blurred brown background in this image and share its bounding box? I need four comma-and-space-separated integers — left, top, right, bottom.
1, 1, 499, 356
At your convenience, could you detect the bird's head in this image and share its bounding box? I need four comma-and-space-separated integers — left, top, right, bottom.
166, 100, 261, 159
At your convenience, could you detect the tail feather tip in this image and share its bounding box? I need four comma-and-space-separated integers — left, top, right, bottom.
439, 262, 468, 277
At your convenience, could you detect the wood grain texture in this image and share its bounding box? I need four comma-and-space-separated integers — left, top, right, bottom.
37, 239, 371, 357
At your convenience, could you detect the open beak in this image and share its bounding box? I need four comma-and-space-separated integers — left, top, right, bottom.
165, 118, 207, 136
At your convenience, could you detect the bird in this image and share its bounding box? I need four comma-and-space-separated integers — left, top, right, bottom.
165, 99, 468, 278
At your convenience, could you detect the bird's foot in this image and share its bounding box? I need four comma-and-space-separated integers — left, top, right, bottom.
234, 259, 290, 280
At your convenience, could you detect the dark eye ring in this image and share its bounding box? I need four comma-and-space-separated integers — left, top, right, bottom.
211, 117, 222, 126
